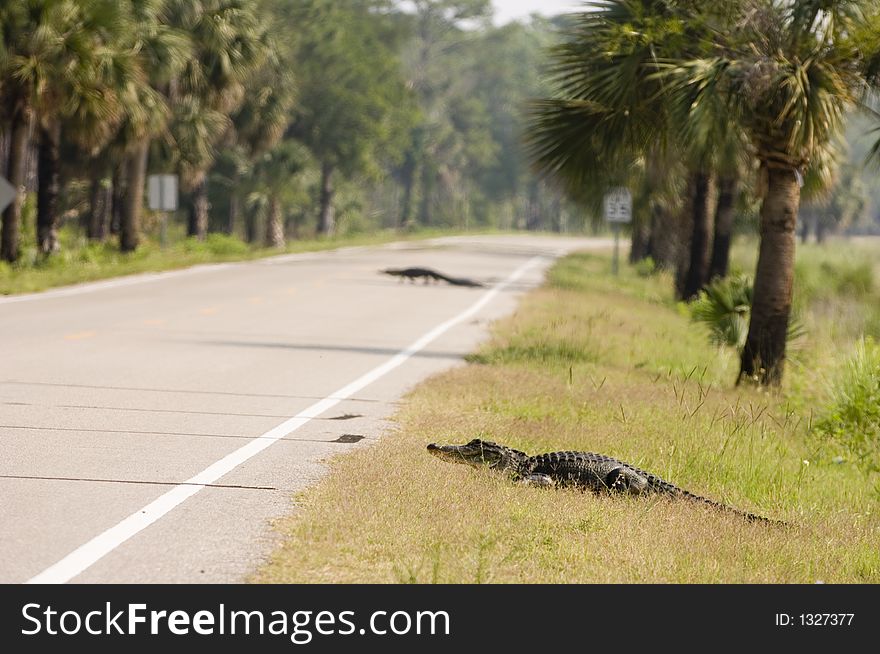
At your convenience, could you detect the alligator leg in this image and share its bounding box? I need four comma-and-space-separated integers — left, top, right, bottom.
521, 474, 555, 488
604, 467, 649, 495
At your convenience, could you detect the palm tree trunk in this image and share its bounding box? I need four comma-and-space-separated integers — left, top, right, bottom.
245, 207, 258, 243
799, 213, 810, 243
265, 194, 285, 248
37, 120, 62, 256
318, 162, 335, 236
418, 163, 434, 227
227, 169, 240, 236
679, 171, 714, 301
1, 107, 31, 263
739, 166, 800, 386
110, 164, 125, 236
629, 207, 651, 263
121, 137, 149, 253
399, 150, 417, 230
647, 202, 678, 269
0, 129, 8, 179
87, 173, 108, 241
708, 175, 737, 280
187, 178, 209, 240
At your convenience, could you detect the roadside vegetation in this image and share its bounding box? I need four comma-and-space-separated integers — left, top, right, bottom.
0, 1, 581, 270
0, 219, 463, 296
529, 0, 880, 387
256, 244, 880, 583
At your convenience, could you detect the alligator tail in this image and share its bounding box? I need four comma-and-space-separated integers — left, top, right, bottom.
644, 473, 786, 526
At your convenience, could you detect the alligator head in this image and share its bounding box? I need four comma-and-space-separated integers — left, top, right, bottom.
427, 439, 527, 472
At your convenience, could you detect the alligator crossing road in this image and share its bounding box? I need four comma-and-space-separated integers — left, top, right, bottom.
0, 235, 607, 583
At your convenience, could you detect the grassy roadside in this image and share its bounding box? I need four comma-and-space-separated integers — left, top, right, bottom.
256, 248, 879, 583
0, 227, 471, 296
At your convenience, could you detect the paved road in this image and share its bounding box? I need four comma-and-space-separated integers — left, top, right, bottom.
0, 234, 607, 583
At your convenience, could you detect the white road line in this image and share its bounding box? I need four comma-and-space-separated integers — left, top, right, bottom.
0, 243, 394, 305
0, 264, 236, 306
26, 255, 547, 584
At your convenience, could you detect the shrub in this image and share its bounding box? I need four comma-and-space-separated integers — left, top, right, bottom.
690, 274, 752, 348
691, 274, 806, 351
206, 233, 250, 256
634, 256, 657, 277
793, 249, 875, 309
814, 338, 880, 471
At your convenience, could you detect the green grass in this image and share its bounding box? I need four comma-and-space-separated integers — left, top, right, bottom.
814, 338, 880, 472
255, 245, 879, 584
0, 226, 466, 296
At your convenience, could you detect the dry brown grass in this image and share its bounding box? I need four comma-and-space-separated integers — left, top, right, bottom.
255, 253, 879, 584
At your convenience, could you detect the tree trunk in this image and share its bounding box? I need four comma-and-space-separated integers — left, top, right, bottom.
526, 181, 543, 231
418, 163, 434, 227
647, 202, 678, 269
37, 120, 62, 256
679, 171, 714, 301
1, 107, 31, 263
227, 170, 239, 236
265, 194, 285, 248
739, 166, 800, 386
110, 164, 125, 236
674, 177, 695, 298
629, 206, 651, 263
87, 173, 108, 242
799, 210, 810, 244
318, 162, 335, 236
0, 129, 9, 179
398, 150, 417, 230
121, 137, 149, 253
187, 178, 209, 240
708, 176, 737, 281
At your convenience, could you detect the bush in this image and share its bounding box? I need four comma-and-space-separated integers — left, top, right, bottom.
691, 274, 806, 351
794, 249, 875, 308
206, 233, 250, 256
634, 256, 656, 277
690, 274, 752, 348
814, 338, 880, 471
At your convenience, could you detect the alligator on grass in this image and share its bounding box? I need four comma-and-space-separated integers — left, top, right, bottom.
381, 267, 485, 288
427, 439, 785, 526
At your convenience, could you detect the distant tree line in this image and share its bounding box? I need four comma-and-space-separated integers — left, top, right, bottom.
0, 0, 580, 263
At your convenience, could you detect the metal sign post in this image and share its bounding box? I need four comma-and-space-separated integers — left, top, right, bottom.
603, 187, 632, 276
148, 174, 179, 248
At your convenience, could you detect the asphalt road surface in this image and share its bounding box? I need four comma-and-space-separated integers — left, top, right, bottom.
0, 234, 608, 583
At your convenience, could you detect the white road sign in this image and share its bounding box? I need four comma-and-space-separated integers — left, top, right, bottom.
0, 176, 16, 214
148, 174, 178, 211
604, 187, 632, 223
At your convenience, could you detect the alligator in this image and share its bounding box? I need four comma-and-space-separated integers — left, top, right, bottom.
381, 267, 485, 288
427, 439, 784, 525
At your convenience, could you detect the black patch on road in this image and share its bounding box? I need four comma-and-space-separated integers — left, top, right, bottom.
328, 413, 363, 421
334, 434, 365, 444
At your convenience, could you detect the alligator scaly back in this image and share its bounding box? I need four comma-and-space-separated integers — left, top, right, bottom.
428, 440, 785, 526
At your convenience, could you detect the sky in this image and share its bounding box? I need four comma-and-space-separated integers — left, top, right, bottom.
492, 0, 582, 24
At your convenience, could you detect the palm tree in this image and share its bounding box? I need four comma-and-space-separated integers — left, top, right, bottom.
662, 0, 879, 384
251, 141, 309, 248
527, 0, 732, 300
34, 1, 131, 255
227, 45, 296, 236
0, 1, 50, 262
165, 0, 268, 240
